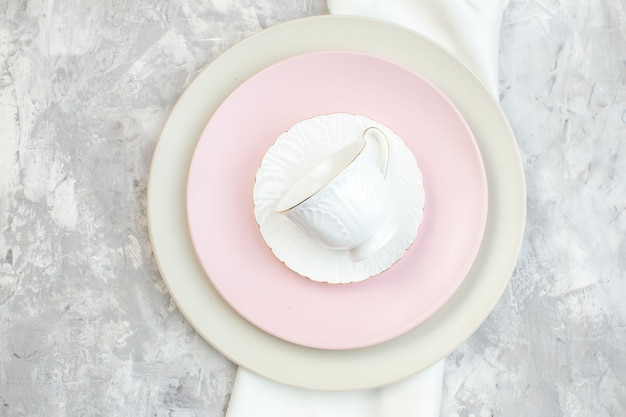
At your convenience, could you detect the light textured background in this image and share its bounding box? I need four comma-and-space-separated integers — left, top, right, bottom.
1, 1, 624, 416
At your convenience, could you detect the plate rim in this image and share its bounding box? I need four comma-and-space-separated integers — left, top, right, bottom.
147, 14, 526, 390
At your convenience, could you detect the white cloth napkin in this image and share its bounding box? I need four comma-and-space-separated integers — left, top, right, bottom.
226, 1, 507, 416
328, 0, 508, 95
227, 360, 444, 417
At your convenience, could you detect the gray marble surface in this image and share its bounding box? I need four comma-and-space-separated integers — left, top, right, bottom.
1, 0, 624, 416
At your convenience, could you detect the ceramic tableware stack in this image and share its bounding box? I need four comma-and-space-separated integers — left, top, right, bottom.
147, 1, 525, 415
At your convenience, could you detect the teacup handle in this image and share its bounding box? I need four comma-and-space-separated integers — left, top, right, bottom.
362, 126, 390, 179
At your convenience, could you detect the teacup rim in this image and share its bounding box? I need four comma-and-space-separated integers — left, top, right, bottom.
276, 139, 366, 213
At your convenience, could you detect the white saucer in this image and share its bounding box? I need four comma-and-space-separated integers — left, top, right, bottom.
253, 113, 425, 284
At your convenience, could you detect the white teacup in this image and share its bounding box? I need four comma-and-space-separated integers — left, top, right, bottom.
276, 127, 398, 262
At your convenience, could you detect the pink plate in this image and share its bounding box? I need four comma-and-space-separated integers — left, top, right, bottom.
186, 51, 487, 350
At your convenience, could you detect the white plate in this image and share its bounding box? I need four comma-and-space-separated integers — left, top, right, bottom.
254, 113, 424, 284
147, 15, 526, 390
